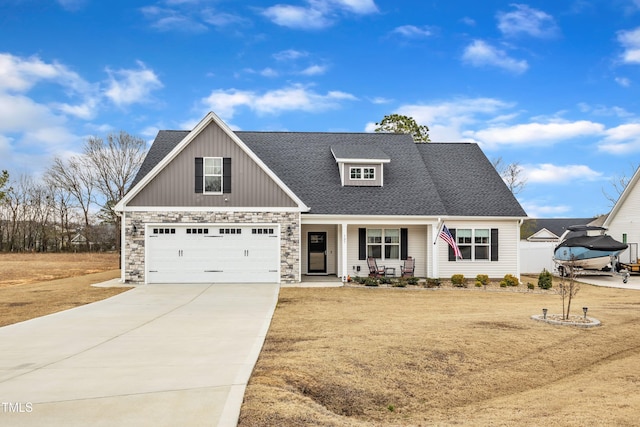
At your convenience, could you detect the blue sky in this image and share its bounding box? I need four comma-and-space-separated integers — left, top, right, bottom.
1, 0, 640, 218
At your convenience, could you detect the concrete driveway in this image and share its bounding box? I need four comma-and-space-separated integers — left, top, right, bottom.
575, 272, 640, 290
0, 283, 279, 427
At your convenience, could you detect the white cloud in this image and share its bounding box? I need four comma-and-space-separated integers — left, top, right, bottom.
263, 0, 377, 29
466, 120, 604, 149
523, 163, 602, 184
615, 76, 631, 87
598, 123, 640, 154
370, 96, 392, 104
263, 4, 331, 29
57, 0, 87, 11
201, 9, 249, 27
618, 27, 640, 64
300, 64, 328, 75
201, 84, 357, 119
462, 40, 528, 74
104, 61, 163, 107
260, 68, 279, 77
521, 201, 571, 218
391, 25, 433, 38
273, 49, 309, 61
0, 53, 90, 94
497, 4, 559, 38
140, 6, 208, 32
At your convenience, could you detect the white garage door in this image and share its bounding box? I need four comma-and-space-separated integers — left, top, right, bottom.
146, 225, 280, 284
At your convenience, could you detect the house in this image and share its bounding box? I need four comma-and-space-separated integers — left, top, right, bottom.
113, 112, 527, 284
603, 165, 640, 265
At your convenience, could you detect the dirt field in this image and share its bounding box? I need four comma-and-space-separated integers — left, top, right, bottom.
0, 253, 128, 327
239, 279, 640, 426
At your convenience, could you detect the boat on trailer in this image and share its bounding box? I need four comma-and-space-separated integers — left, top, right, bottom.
553, 225, 629, 282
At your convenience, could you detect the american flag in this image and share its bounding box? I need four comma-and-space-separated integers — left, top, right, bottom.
439, 224, 463, 259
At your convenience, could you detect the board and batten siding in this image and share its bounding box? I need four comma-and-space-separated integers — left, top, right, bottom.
346, 224, 429, 278
606, 177, 640, 262
437, 220, 520, 279
129, 123, 297, 208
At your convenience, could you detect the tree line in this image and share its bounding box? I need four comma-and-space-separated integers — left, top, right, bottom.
0, 132, 146, 252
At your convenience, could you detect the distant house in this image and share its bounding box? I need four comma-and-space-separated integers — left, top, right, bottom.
522, 218, 596, 242
603, 166, 640, 265
114, 112, 527, 284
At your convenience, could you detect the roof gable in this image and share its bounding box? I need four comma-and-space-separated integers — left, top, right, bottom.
114, 112, 308, 211
604, 165, 640, 227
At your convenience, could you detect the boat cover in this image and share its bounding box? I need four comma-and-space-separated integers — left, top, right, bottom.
556, 235, 628, 251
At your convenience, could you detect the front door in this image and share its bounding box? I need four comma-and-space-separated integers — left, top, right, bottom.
308, 232, 327, 273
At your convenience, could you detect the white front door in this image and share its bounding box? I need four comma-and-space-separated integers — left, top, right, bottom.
146, 225, 280, 283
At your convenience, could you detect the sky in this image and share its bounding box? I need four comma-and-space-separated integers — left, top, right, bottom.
1, 0, 640, 218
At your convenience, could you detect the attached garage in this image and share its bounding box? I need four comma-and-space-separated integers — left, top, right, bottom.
146, 224, 280, 284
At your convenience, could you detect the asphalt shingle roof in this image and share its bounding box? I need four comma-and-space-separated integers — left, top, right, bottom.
130, 129, 527, 218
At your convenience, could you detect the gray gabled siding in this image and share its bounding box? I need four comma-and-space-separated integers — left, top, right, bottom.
129, 125, 298, 208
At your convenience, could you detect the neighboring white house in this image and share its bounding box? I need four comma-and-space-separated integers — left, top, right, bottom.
603, 166, 640, 265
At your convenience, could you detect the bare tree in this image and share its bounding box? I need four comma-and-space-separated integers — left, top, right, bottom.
602, 163, 639, 207
492, 157, 527, 195
558, 257, 580, 319
0, 170, 9, 201
45, 156, 96, 248
83, 131, 147, 249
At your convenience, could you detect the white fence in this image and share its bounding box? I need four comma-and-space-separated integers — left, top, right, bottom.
520, 241, 556, 274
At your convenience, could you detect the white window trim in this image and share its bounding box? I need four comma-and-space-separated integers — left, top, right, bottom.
457, 228, 490, 261
367, 228, 400, 260
350, 166, 376, 181
203, 157, 223, 195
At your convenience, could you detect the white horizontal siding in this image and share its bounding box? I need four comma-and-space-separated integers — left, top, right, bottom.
438, 220, 520, 280
607, 179, 640, 263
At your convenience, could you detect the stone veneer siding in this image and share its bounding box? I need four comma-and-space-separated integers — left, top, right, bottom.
124, 211, 300, 284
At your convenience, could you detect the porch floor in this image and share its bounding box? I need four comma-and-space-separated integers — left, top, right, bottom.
282, 275, 343, 288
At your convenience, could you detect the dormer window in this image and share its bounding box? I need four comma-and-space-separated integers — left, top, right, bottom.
350, 167, 375, 180
331, 144, 390, 187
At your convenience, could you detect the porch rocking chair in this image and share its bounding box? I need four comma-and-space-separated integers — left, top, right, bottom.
367, 257, 385, 277
401, 256, 415, 278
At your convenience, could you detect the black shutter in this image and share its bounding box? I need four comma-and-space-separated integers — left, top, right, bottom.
448, 228, 457, 261
400, 228, 408, 260
223, 157, 232, 193
359, 228, 366, 260
491, 229, 499, 261
195, 157, 203, 193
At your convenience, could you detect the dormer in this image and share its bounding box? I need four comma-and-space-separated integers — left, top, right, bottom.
331, 144, 390, 187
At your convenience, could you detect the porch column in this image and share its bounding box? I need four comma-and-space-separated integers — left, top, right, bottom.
432, 224, 439, 279
341, 223, 348, 282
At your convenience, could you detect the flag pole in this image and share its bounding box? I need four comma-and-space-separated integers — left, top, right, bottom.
433, 218, 443, 245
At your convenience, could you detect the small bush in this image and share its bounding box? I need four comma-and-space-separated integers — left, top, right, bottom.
451, 274, 467, 287
406, 276, 419, 286
527, 282, 535, 290
500, 281, 507, 288
364, 277, 379, 287
500, 274, 519, 287
475, 274, 490, 288
379, 276, 392, 285
425, 278, 440, 288
393, 279, 408, 288
538, 268, 553, 289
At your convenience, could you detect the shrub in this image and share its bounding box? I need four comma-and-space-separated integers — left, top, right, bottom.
451, 274, 467, 287
425, 278, 440, 288
500, 274, 519, 287
538, 268, 553, 289
475, 274, 490, 288
500, 281, 507, 288
379, 276, 392, 285
393, 279, 408, 288
406, 276, 419, 286
527, 282, 535, 290
364, 277, 379, 287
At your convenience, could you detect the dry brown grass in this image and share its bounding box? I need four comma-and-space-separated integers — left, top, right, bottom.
0, 253, 129, 327
240, 278, 640, 426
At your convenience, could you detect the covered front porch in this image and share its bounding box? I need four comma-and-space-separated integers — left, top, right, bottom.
299, 216, 441, 281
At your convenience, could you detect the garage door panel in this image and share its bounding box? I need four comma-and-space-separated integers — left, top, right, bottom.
146, 225, 279, 284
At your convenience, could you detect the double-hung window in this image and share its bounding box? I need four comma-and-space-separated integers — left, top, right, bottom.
456, 228, 490, 261
204, 157, 222, 194
367, 228, 399, 259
